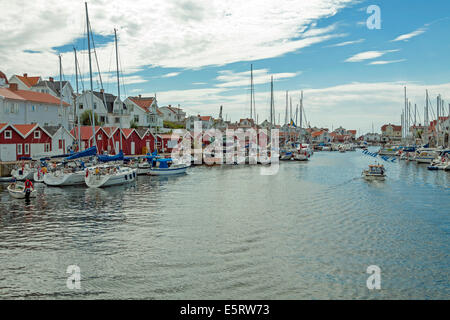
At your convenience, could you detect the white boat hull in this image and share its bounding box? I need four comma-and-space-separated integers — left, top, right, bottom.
7, 185, 37, 199
148, 165, 188, 176
44, 170, 86, 186
12, 169, 35, 181
33, 172, 45, 183
85, 167, 137, 188
415, 157, 435, 164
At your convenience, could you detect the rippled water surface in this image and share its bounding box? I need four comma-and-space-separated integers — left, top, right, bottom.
0, 149, 449, 299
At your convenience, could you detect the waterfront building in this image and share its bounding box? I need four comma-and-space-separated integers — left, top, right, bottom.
381, 124, 402, 142
0, 123, 52, 161
124, 95, 163, 130
159, 105, 186, 123
0, 83, 70, 128
186, 115, 214, 131
42, 125, 75, 156
136, 128, 157, 154
76, 90, 130, 128
8, 73, 41, 90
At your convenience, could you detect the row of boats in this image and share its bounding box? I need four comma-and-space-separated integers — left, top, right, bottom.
7, 147, 188, 194
379, 145, 450, 170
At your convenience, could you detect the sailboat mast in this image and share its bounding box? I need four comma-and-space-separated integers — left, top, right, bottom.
270, 76, 273, 126
250, 64, 253, 120
300, 91, 303, 130
114, 28, 123, 152
74, 48, 81, 150
85, 2, 96, 149
59, 54, 63, 127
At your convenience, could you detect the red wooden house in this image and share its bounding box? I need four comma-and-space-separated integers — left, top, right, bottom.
0, 123, 52, 161
121, 128, 141, 156
157, 134, 182, 153
70, 126, 109, 154
136, 128, 156, 154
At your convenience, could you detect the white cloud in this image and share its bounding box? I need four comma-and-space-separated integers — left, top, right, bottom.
151, 81, 450, 133
326, 38, 365, 47
368, 59, 406, 65
215, 68, 299, 88
391, 28, 426, 42
345, 50, 399, 62
0, 0, 356, 77
161, 72, 181, 78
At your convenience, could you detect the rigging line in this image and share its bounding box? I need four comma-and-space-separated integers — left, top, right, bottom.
88, 19, 107, 108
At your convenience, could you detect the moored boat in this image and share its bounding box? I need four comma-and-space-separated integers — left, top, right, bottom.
85, 165, 137, 188
148, 158, 188, 176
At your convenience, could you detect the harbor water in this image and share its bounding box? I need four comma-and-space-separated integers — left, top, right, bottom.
0, 149, 449, 299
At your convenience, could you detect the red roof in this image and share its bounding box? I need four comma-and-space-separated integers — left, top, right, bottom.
200, 116, 212, 121
16, 75, 41, 88
121, 128, 135, 138
0, 87, 69, 106
70, 126, 103, 141
13, 124, 38, 137
102, 126, 119, 137
129, 97, 154, 113
381, 124, 402, 132
348, 130, 357, 135
311, 131, 324, 137
0, 123, 8, 132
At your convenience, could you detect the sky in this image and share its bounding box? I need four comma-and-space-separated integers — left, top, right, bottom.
1, 0, 450, 134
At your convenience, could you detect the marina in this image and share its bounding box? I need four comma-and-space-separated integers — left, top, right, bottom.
1, 0, 450, 304
0, 149, 448, 299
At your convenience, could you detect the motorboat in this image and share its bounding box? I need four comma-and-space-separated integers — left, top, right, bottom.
362, 164, 386, 181
378, 145, 398, 156
85, 165, 137, 188
33, 166, 47, 183
415, 150, 439, 164
7, 182, 37, 199
148, 158, 188, 176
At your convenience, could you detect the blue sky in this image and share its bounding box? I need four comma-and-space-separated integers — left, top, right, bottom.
2, 0, 450, 134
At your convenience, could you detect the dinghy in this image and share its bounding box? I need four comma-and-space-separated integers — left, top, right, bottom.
362, 164, 386, 181
7, 183, 37, 199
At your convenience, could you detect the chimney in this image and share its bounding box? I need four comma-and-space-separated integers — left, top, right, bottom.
49, 77, 54, 82
9, 83, 18, 91
138, 94, 141, 99
23, 73, 28, 78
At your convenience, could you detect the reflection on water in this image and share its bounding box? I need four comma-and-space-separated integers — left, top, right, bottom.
0, 149, 449, 299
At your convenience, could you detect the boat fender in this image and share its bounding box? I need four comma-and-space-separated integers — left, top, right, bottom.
86, 169, 89, 177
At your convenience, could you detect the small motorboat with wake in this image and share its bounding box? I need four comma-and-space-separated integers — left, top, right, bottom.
362, 164, 386, 181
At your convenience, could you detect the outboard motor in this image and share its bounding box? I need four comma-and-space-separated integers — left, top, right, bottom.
25, 188, 31, 200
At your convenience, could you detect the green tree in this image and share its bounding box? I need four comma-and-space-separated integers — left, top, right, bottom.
130, 121, 138, 129
80, 110, 103, 126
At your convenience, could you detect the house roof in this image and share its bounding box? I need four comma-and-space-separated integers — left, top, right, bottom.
70, 126, 104, 141
0, 87, 70, 106
42, 125, 60, 136
311, 131, 324, 137
34, 80, 69, 96
136, 128, 150, 138
121, 128, 135, 139
129, 96, 155, 113
0, 123, 8, 133
348, 130, 357, 135
381, 124, 402, 132
92, 91, 125, 113
13, 124, 39, 137
15, 75, 41, 88
200, 116, 212, 121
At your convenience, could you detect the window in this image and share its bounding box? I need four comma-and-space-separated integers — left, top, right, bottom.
58, 140, 63, 149
45, 106, 48, 111
4, 130, 12, 139
100, 116, 106, 123
17, 144, 22, 155
115, 117, 120, 124
97, 134, 102, 140
129, 105, 134, 112
134, 115, 139, 123
45, 143, 51, 152
14, 103, 19, 113
79, 103, 84, 110
24, 144, 29, 154
44, 123, 49, 126
34, 130, 41, 139
93, 103, 97, 110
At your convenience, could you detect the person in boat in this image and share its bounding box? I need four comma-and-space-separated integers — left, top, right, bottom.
95, 167, 100, 175
10, 177, 17, 189
24, 179, 34, 192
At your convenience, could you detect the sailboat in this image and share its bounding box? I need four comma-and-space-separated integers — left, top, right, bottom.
84, 23, 136, 187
